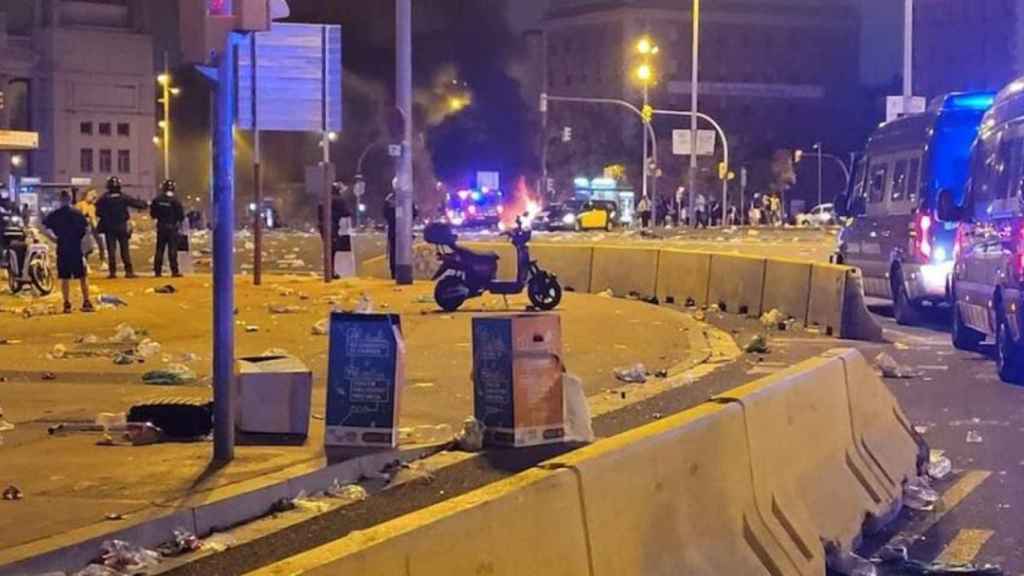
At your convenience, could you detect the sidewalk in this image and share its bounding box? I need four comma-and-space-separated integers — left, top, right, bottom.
0, 275, 701, 558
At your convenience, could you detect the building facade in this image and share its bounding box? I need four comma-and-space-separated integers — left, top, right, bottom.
540, 0, 863, 206
913, 0, 1024, 98
0, 0, 157, 198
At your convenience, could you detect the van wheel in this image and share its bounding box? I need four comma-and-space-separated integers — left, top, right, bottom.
952, 301, 984, 351
893, 276, 921, 326
996, 318, 1024, 385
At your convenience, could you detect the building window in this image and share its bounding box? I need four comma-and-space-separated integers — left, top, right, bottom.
117, 122, 130, 137
80, 149, 94, 173
98, 122, 112, 136
117, 150, 131, 173
80, 122, 93, 135
99, 149, 112, 172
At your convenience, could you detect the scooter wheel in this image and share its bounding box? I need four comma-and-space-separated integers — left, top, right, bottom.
528, 273, 562, 311
6, 259, 21, 294
29, 256, 53, 296
435, 276, 468, 312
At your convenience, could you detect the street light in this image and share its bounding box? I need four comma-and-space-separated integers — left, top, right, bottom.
635, 35, 658, 223
156, 52, 181, 182
636, 64, 653, 83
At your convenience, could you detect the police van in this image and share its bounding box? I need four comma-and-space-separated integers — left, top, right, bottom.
837, 92, 996, 325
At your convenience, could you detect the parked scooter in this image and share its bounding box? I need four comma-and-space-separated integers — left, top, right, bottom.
425, 217, 562, 312
0, 210, 53, 295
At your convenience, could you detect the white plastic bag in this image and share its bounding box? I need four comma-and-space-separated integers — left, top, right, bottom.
563, 373, 595, 443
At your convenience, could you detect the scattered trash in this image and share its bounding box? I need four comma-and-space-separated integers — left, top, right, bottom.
966, 430, 984, 444
414, 294, 432, 304
112, 352, 138, 365
269, 304, 303, 314
98, 294, 128, 307
327, 479, 369, 503
41, 372, 56, 381
598, 289, 614, 298
262, 348, 290, 357
104, 512, 124, 521
760, 309, 785, 329
72, 565, 121, 576
99, 539, 161, 573
654, 369, 669, 378
245, 325, 260, 333
914, 424, 930, 435
95, 412, 127, 431
875, 352, 916, 378
399, 424, 454, 445
693, 310, 706, 322
904, 476, 939, 511
311, 319, 329, 335
2, 485, 23, 500
563, 372, 595, 443
292, 491, 331, 514
110, 324, 137, 343
199, 533, 238, 553
456, 417, 485, 452
154, 285, 177, 294
49, 343, 68, 359
825, 542, 877, 576
156, 528, 200, 557
135, 338, 161, 359
75, 334, 100, 344
355, 294, 374, 313
928, 450, 952, 480
0, 338, 22, 345
22, 304, 57, 318
614, 363, 648, 384
872, 543, 1004, 576
744, 334, 770, 354
0, 405, 13, 432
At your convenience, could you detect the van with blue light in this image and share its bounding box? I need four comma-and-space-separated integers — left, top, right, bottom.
837, 91, 996, 325
445, 187, 503, 228
939, 79, 1024, 382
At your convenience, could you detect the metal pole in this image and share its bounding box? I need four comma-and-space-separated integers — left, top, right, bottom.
251, 35, 263, 286
212, 31, 237, 463
904, 0, 913, 100
395, 0, 414, 285
817, 144, 823, 208
163, 51, 171, 181
541, 29, 549, 200
687, 0, 700, 227
740, 167, 747, 225
642, 83, 651, 224
321, 26, 333, 283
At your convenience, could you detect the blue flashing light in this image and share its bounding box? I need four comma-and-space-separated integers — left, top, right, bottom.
574, 177, 590, 189
471, 191, 482, 202
944, 93, 996, 111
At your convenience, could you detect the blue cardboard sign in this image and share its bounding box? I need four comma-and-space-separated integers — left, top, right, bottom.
325, 313, 403, 448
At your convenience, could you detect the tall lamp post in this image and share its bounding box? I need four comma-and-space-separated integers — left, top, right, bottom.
156, 52, 181, 182
687, 0, 701, 227
636, 36, 658, 223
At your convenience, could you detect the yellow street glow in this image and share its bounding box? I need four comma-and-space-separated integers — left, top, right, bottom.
157, 73, 170, 86
637, 37, 653, 55
636, 64, 653, 82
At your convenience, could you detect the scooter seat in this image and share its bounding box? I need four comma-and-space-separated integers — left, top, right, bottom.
455, 246, 500, 262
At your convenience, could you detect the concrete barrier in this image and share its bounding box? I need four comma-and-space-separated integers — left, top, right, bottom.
806, 263, 847, 337
762, 258, 813, 324
655, 250, 711, 307
716, 352, 901, 555
590, 246, 660, 299
548, 402, 811, 576
248, 468, 592, 576
530, 243, 594, 293
840, 269, 884, 342
708, 254, 767, 316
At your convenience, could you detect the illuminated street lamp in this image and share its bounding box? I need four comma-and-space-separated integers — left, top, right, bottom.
10, 155, 23, 168
156, 53, 181, 181
634, 35, 658, 221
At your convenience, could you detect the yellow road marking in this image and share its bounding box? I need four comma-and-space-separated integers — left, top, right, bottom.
935, 529, 994, 564
915, 471, 991, 535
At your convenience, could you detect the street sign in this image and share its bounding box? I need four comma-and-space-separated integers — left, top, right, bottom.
70, 177, 93, 187
672, 129, 715, 156
387, 144, 402, 157
477, 171, 500, 191
237, 23, 343, 133
886, 96, 926, 123
0, 130, 39, 151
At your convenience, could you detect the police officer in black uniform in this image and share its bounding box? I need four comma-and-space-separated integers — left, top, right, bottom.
150, 179, 185, 277
95, 176, 147, 278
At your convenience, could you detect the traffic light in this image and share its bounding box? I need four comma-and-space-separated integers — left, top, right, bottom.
718, 162, 728, 180
180, 0, 291, 64
641, 104, 654, 123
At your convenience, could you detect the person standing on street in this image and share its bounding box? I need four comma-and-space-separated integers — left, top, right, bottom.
96, 176, 146, 279
74, 189, 106, 270
43, 190, 94, 314
150, 179, 185, 277
319, 182, 353, 279
694, 192, 707, 228
636, 194, 652, 230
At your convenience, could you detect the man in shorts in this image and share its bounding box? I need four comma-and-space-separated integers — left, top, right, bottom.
43, 190, 94, 314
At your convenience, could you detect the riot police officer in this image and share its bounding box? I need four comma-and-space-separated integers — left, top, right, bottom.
95, 176, 147, 278
150, 179, 185, 277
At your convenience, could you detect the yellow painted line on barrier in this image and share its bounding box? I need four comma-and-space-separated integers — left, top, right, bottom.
934, 529, 994, 565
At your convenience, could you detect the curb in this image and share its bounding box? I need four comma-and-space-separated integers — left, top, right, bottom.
0, 446, 437, 576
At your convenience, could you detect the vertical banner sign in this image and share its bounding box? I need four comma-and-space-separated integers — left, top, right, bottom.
237, 23, 342, 132
472, 315, 565, 447
326, 313, 405, 448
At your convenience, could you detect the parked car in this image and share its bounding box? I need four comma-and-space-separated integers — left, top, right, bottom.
836, 91, 996, 325
943, 79, 1024, 383
796, 203, 836, 227
534, 199, 618, 232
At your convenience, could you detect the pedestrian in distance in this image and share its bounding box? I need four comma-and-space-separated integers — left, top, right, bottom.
150, 179, 185, 277
319, 182, 354, 279
636, 194, 652, 230
43, 190, 94, 314
96, 176, 147, 279
74, 189, 106, 270
694, 193, 707, 229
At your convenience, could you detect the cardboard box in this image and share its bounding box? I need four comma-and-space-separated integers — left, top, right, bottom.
235, 354, 312, 437
325, 313, 405, 448
473, 314, 565, 447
